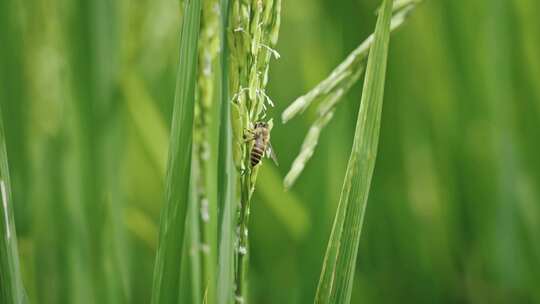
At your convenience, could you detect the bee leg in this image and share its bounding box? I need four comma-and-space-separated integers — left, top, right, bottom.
243, 129, 255, 142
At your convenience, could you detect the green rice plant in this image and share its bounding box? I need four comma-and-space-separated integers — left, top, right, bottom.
150, 0, 202, 303
193, 0, 221, 301
314, 0, 393, 302
0, 107, 26, 304
216, 0, 237, 303
5, 0, 540, 303
123, 72, 201, 303
0, 1, 33, 302
227, 0, 281, 302
281, 0, 421, 188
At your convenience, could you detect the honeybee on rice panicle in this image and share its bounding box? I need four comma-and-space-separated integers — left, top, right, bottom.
244, 121, 278, 168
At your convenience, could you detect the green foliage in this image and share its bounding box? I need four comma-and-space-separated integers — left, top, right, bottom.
0, 2, 26, 302
193, 0, 221, 301
0, 108, 26, 304
281, 0, 421, 188
151, 0, 202, 303
227, 0, 282, 302
217, 1, 237, 303
314, 0, 393, 302
1, 0, 540, 303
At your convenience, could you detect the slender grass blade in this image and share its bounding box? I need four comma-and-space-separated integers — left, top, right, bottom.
315, 0, 393, 302
216, 0, 238, 303
151, 0, 202, 303
0, 107, 26, 303
0, 2, 27, 302
280, 0, 422, 189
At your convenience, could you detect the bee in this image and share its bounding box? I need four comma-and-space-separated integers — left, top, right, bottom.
244, 121, 279, 168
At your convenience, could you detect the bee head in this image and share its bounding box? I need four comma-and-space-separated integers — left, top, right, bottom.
255, 121, 268, 129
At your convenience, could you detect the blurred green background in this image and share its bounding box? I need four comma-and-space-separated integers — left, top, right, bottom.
1, 0, 540, 303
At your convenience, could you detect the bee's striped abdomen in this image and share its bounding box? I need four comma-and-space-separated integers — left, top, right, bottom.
250, 144, 265, 167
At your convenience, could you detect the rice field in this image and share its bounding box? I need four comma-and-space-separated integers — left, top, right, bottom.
1, 0, 540, 303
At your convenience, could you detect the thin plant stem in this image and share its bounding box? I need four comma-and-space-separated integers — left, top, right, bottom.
0, 106, 26, 304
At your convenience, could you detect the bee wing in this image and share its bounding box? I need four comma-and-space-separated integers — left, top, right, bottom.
266, 142, 279, 166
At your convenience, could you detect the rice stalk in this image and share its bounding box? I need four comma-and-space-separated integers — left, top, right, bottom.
193, 0, 221, 301
227, 0, 282, 302
282, 0, 422, 188
150, 0, 202, 303
314, 0, 393, 302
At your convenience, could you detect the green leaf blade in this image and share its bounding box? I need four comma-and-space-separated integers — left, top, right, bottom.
314, 0, 394, 303
151, 0, 202, 303
217, 1, 238, 303
0, 107, 26, 304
